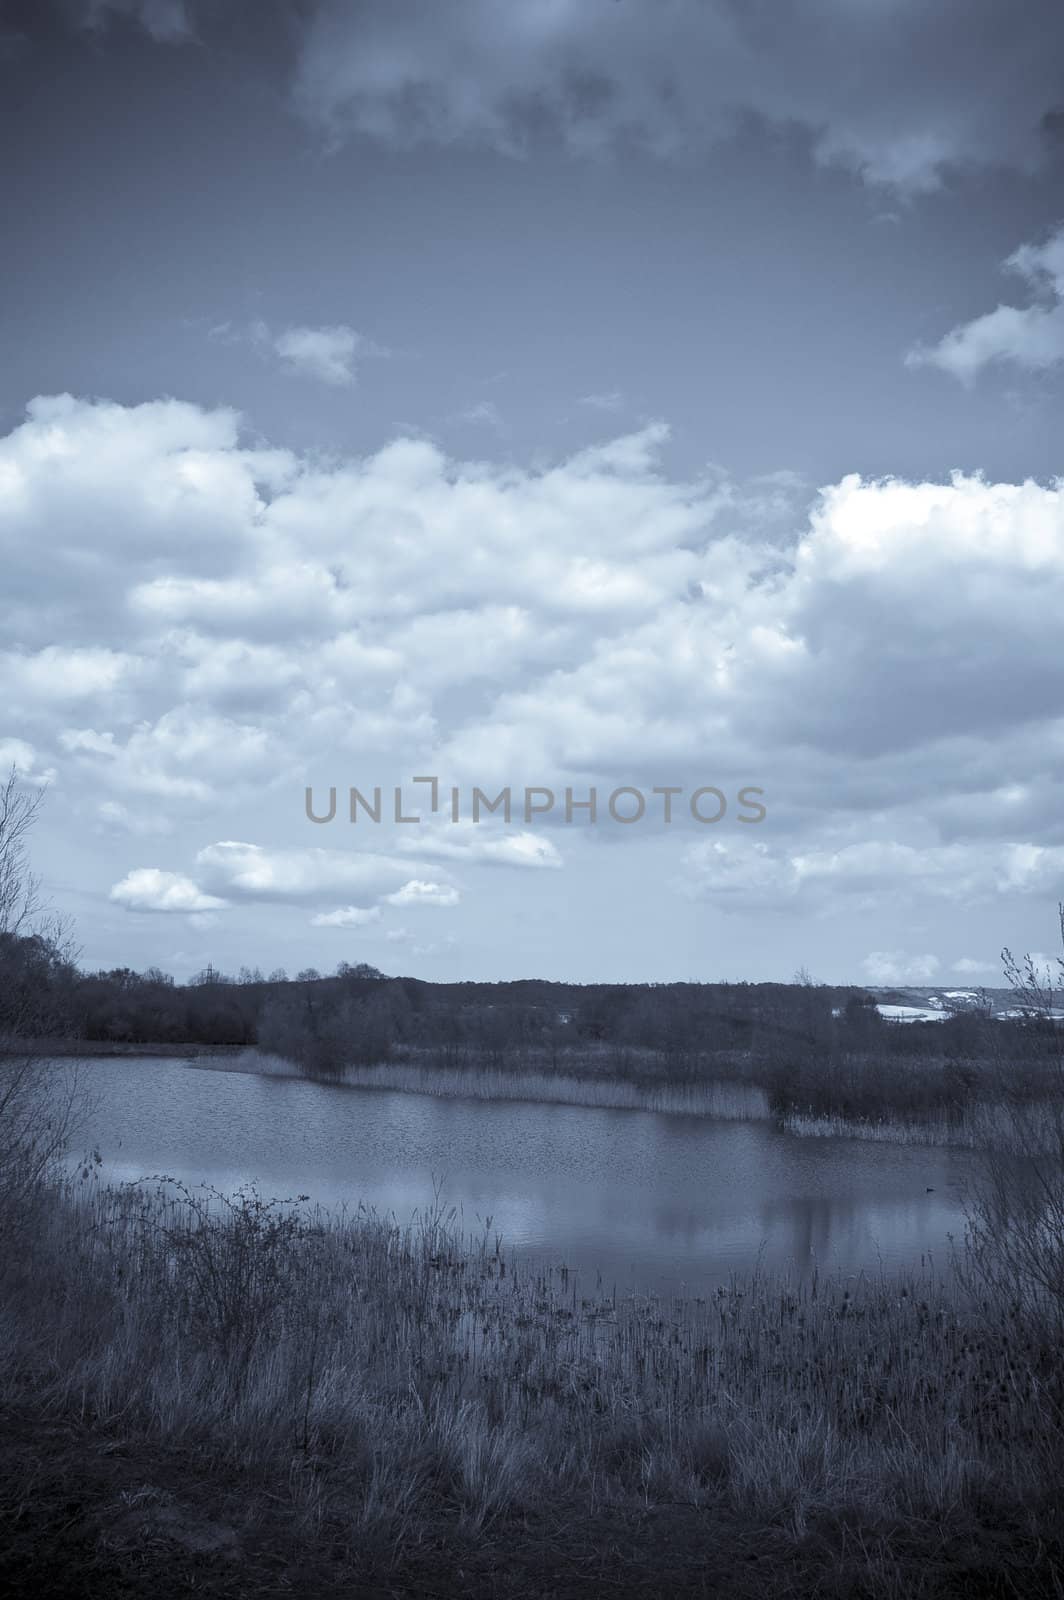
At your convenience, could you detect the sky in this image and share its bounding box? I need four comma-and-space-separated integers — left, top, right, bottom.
4, 0, 1064, 986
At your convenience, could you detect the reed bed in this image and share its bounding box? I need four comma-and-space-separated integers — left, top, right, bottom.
338, 1059, 771, 1120
178, 1046, 771, 1116
2, 1171, 1061, 1595
197, 1045, 1053, 1153
783, 1099, 1064, 1153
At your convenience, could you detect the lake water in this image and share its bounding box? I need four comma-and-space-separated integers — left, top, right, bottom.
58, 1055, 984, 1297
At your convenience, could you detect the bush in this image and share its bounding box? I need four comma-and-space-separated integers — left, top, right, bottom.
120, 1179, 316, 1368
960, 909, 1064, 1340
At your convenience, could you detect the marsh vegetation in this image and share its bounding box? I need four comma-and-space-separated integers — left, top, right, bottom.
3, 776, 1064, 1593
2, 1145, 1063, 1597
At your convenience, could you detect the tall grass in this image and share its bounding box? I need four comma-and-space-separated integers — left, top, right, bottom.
783, 1099, 1064, 1152
339, 1058, 770, 1119
3, 1169, 1061, 1593
0, 1052, 85, 1239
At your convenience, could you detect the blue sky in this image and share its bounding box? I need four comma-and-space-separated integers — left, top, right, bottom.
4, 0, 1064, 985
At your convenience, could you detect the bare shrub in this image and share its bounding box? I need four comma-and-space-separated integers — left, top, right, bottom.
118, 1178, 317, 1369
960, 906, 1064, 1341
0, 1056, 83, 1239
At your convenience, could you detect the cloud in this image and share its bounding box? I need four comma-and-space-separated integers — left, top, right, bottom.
293, 0, 1064, 193
268, 324, 363, 387
862, 951, 941, 985
57, 4, 1064, 199
97, 800, 173, 836
174, 634, 302, 709
110, 845, 468, 922
579, 392, 626, 413
384, 879, 461, 908
398, 826, 563, 870
907, 225, 1064, 382
412, 933, 457, 957
0, 394, 290, 655
310, 905, 383, 928
8, 391, 1064, 954
194, 841, 416, 904
9, 397, 1064, 817
952, 957, 998, 977
210, 320, 382, 387
0, 738, 54, 786
477, 833, 563, 869
0, 650, 146, 735
1023, 951, 1063, 984
82, 0, 193, 42
457, 400, 506, 432
59, 710, 274, 803
681, 837, 1064, 914
109, 868, 227, 913
450, 466, 1064, 794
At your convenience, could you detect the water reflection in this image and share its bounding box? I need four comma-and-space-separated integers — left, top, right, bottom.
59, 1056, 982, 1296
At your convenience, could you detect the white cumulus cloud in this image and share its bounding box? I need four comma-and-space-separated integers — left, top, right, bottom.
6, 392, 1064, 964
194, 841, 416, 904
310, 905, 383, 928
385, 879, 461, 908
269, 323, 363, 387
907, 225, 1064, 383
109, 868, 227, 914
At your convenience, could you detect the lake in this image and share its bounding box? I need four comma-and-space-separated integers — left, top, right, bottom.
58, 1054, 984, 1297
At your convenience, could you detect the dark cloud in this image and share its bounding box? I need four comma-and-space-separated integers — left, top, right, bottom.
27, 1, 1064, 193
291, 0, 1064, 191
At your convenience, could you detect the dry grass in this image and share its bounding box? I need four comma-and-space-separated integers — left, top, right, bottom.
2, 1170, 1062, 1596
337, 1058, 770, 1119
783, 1099, 1064, 1153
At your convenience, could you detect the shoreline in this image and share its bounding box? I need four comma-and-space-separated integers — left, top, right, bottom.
1, 1037, 250, 1060
36, 1042, 1050, 1151
3, 1174, 1059, 1600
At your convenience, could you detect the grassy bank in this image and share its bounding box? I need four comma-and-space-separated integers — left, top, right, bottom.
2, 1170, 1062, 1598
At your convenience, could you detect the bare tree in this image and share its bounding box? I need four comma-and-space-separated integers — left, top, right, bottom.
0, 766, 79, 1039
0, 767, 83, 1234
0, 765, 44, 937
